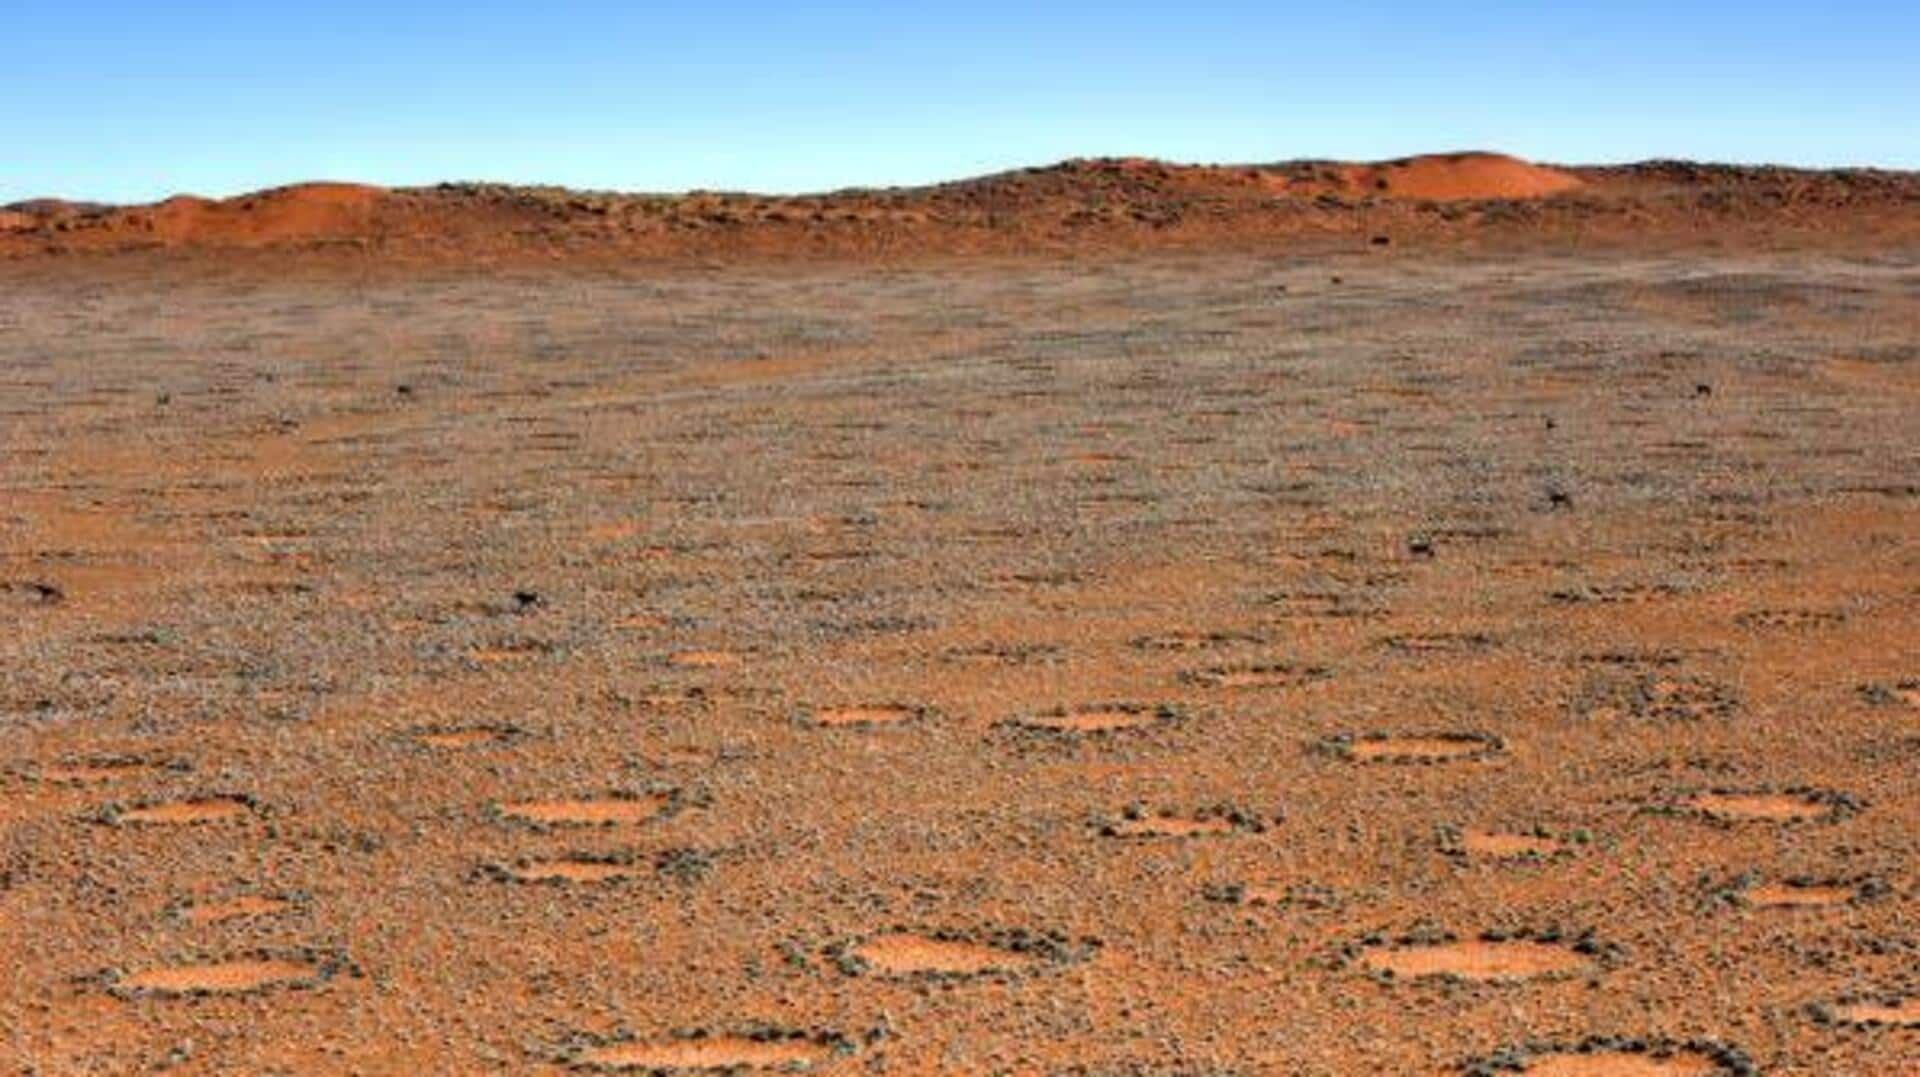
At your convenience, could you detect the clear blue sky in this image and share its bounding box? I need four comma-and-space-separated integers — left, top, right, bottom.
5, 2, 1915, 203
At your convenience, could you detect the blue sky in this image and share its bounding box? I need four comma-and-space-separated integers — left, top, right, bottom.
5, 2, 1915, 202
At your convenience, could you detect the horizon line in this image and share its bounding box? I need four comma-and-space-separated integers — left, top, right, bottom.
10, 148, 1920, 209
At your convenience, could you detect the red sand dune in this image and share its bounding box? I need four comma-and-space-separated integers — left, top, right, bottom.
1314, 151, 1586, 200
130, 182, 385, 245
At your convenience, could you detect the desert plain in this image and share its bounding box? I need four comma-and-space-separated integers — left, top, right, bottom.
0, 155, 1915, 1074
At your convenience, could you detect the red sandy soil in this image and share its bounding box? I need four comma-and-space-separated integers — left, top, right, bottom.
4, 152, 1917, 263
0, 154, 1914, 1075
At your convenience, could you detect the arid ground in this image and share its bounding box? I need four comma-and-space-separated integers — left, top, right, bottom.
1, 165, 1916, 1074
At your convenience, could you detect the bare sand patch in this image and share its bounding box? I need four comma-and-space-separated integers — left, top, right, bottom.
584, 519, 645, 543
115, 796, 252, 825
809, 704, 919, 727
468, 640, 553, 663
574, 1035, 827, 1071
1185, 663, 1327, 689
1014, 704, 1172, 734
1346, 734, 1500, 763
1734, 608, 1845, 630
498, 794, 672, 826
1520, 1050, 1722, 1076
1683, 791, 1831, 822
1106, 815, 1238, 838
1131, 630, 1265, 651
116, 958, 320, 995
1744, 881, 1857, 908
1359, 938, 1593, 982
1826, 997, 1920, 1026
1460, 830, 1568, 858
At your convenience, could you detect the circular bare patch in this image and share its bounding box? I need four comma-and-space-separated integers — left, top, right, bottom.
1359, 937, 1597, 982
469, 639, 554, 663
1334, 732, 1503, 763
110, 795, 254, 826
802, 547, 874, 564
182, 895, 295, 925
496, 792, 675, 827
1465, 1038, 1753, 1077
575, 1035, 825, 1071
1009, 703, 1180, 735
1182, 663, 1330, 689
1204, 880, 1341, 909
1734, 608, 1846, 630
568, 1027, 851, 1072
1519, 1050, 1725, 1075
1822, 996, 1920, 1027
1743, 881, 1858, 909
852, 933, 1036, 976
1108, 815, 1236, 838
1457, 829, 1569, 859
839, 928, 1093, 978
1130, 630, 1266, 652
628, 687, 708, 710
1550, 583, 1684, 606
108, 952, 340, 998
802, 703, 923, 728
510, 859, 642, 884
1681, 789, 1852, 824
989, 569, 1083, 591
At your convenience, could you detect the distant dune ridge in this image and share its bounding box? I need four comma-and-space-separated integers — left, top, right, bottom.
3, 151, 1914, 260
1316, 152, 1585, 199
136, 182, 384, 245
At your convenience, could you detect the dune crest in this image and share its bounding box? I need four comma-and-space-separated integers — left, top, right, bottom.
136, 182, 386, 245
1316, 151, 1585, 200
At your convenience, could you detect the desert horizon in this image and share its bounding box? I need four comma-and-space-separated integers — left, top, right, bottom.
6, 151, 1918, 266
20, 148, 1913, 206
